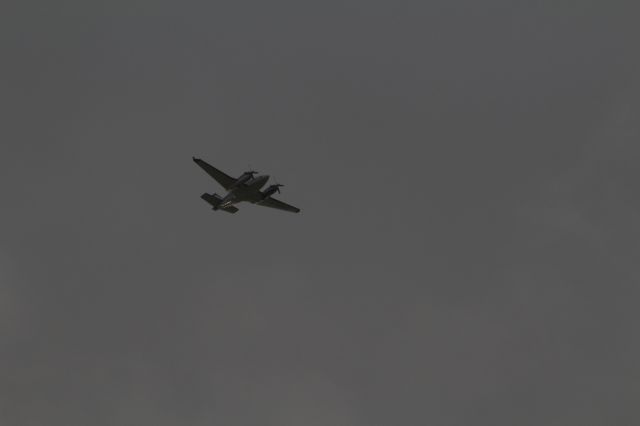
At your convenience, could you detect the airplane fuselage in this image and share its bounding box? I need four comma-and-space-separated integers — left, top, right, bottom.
220, 174, 269, 208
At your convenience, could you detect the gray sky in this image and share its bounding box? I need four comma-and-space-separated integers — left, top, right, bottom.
1, 1, 639, 425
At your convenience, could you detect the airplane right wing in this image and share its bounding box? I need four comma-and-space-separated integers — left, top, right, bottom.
256, 197, 301, 213
193, 157, 236, 190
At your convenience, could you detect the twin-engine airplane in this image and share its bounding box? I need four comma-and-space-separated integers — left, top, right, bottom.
193, 157, 301, 214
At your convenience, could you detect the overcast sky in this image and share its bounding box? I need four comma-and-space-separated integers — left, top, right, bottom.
1, 1, 639, 425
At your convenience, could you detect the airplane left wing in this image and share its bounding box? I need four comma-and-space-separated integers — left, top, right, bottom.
256, 197, 301, 213
193, 157, 236, 190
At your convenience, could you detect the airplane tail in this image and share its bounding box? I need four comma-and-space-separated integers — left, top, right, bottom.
200, 193, 239, 214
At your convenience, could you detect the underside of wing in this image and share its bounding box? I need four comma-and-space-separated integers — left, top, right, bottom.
193, 157, 236, 190
256, 197, 301, 213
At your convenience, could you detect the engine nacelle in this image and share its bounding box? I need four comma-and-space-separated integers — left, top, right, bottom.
262, 184, 282, 198
232, 172, 255, 187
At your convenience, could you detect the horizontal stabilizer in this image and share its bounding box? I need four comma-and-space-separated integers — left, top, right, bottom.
200, 193, 238, 214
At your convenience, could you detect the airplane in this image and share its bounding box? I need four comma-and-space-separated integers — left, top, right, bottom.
192, 157, 301, 214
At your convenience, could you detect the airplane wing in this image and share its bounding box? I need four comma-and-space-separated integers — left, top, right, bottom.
256, 197, 301, 213
193, 157, 236, 190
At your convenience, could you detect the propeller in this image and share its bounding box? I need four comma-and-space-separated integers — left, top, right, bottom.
239, 163, 257, 177
262, 182, 284, 199
272, 175, 284, 193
